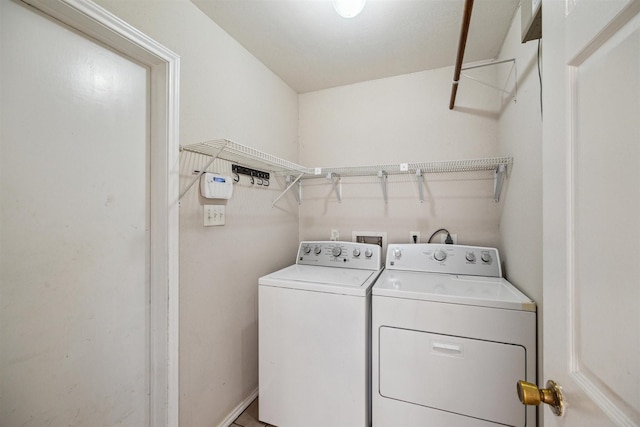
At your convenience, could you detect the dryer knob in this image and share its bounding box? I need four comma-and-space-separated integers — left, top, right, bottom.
314, 246, 322, 255
481, 252, 492, 263
393, 248, 402, 259
434, 249, 447, 262
303, 245, 311, 255
365, 249, 373, 258
332, 246, 342, 257
353, 248, 361, 257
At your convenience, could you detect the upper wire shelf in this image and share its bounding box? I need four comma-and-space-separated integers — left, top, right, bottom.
180, 139, 308, 176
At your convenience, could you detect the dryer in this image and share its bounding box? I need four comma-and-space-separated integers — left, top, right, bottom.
259, 241, 383, 427
372, 244, 537, 427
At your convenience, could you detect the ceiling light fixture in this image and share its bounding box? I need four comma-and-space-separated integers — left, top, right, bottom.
332, 0, 366, 18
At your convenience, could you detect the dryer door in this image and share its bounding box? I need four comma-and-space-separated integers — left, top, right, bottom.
379, 327, 528, 426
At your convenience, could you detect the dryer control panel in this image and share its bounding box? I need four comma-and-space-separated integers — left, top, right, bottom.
297, 241, 382, 271
386, 244, 502, 277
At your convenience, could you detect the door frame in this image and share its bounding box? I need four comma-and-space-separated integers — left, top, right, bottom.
18, 0, 181, 425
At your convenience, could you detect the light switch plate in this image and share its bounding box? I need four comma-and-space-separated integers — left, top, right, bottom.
204, 205, 225, 226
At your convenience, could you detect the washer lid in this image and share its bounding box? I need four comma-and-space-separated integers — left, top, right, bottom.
259, 264, 381, 296
373, 270, 536, 311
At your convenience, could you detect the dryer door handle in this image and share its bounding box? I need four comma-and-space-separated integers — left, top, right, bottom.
431, 341, 464, 357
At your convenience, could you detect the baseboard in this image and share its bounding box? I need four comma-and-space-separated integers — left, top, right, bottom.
218, 388, 259, 427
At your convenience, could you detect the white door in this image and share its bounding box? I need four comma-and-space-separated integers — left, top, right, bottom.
0, 0, 151, 425
543, 0, 640, 425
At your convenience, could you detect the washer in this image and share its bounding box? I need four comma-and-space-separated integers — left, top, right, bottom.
372, 244, 537, 427
259, 241, 383, 427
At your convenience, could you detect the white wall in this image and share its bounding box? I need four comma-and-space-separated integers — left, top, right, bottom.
494, 6, 544, 390
298, 66, 504, 248
92, 1, 299, 426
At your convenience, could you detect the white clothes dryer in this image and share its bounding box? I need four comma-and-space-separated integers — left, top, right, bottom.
259, 241, 383, 427
372, 244, 537, 427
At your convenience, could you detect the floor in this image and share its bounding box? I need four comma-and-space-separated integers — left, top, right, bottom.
231, 398, 275, 427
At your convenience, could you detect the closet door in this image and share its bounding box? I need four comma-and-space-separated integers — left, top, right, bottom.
543, 0, 640, 425
0, 0, 150, 425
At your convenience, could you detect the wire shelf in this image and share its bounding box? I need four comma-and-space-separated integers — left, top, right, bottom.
305, 157, 513, 177
181, 139, 309, 176
179, 138, 513, 204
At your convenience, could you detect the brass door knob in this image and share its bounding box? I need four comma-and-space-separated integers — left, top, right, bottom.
517, 380, 565, 416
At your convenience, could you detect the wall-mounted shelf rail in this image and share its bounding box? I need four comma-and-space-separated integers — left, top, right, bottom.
179, 138, 512, 205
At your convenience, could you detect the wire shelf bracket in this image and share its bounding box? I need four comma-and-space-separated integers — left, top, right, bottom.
493, 163, 506, 202
179, 140, 228, 202
378, 170, 389, 203
416, 168, 425, 203
273, 174, 304, 207
327, 172, 342, 203
461, 58, 518, 104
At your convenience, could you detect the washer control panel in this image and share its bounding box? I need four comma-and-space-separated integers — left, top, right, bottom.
386, 244, 501, 277
297, 241, 382, 270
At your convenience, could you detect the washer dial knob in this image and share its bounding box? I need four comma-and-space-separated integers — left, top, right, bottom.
314, 246, 322, 255
353, 248, 361, 257
331, 246, 342, 257
481, 252, 492, 263
303, 245, 311, 255
434, 249, 447, 262
365, 248, 373, 258
393, 248, 402, 259
465, 252, 476, 262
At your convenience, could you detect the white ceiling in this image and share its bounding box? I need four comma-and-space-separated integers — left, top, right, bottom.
192, 0, 519, 93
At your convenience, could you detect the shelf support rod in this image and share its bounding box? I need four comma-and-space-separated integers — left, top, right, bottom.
461, 57, 515, 71
460, 58, 517, 103
179, 142, 228, 202
378, 170, 388, 203
416, 168, 425, 203
272, 173, 304, 207
493, 163, 506, 202
327, 172, 342, 203
461, 73, 512, 95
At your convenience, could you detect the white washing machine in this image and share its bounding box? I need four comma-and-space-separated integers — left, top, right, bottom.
372, 244, 537, 427
259, 241, 383, 427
